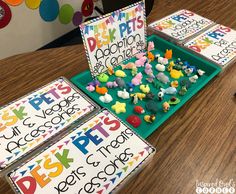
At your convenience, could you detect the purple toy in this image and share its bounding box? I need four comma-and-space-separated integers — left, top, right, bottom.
132, 72, 143, 86
135, 56, 147, 67
86, 85, 95, 92
146, 73, 155, 83
88, 79, 100, 87
106, 81, 118, 88
144, 63, 153, 75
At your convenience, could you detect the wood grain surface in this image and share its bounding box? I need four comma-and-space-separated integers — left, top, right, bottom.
0, 0, 236, 193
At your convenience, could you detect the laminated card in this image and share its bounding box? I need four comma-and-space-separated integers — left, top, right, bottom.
0, 77, 98, 172
7, 109, 155, 194
80, 1, 146, 77
148, 9, 214, 43
184, 24, 236, 68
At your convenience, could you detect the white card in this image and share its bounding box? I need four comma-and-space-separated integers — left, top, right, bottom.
149, 9, 214, 41
7, 109, 155, 194
184, 24, 236, 67
0, 77, 98, 171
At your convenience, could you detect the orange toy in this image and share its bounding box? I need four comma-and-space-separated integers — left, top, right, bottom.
96, 86, 108, 95
164, 49, 172, 59
147, 51, 155, 62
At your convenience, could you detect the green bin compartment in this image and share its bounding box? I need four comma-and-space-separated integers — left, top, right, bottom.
71, 34, 221, 139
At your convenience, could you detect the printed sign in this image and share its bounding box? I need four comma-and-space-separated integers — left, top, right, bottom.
7, 109, 155, 194
80, 1, 146, 77
185, 24, 236, 67
0, 77, 98, 171
149, 9, 214, 41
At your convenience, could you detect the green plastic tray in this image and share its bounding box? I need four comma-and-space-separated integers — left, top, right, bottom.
71, 35, 221, 139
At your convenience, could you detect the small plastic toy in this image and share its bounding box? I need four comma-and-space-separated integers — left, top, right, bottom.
88, 79, 100, 87
115, 70, 126, 77
135, 56, 147, 67
99, 93, 113, 103
197, 69, 205, 76
167, 61, 175, 71
131, 94, 139, 104
140, 84, 150, 93
156, 72, 170, 84
161, 87, 177, 95
131, 66, 138, 76
146, 73, 155, 83
126, 82, 135, 92
134, 106, 145, 114
144, 63, 153, 75
117, 89, 130, 99
107, 65, 114, 75
146, 100, 158, 114
146, 92, 155, 100
144, 115, 156, 123
147, 41, 155, 52
126, 115, 141, 128
180, 79, 191, 89
121, 62, 135, 70
170, 69, 184, 79
189, 75, 198, 83
86, 85, 95, 92
132, 72, 143, 86
171, 80, 179, 88
115, 77, 126, 88
136, 52, 146, 59
97, 73, 109, 83
106, 81, 118, 88
158, 57, 168, 65
182, 61, 196, 73
131, 93, 146, 100
96, 86, 108, 95
163, 102, 170, 112
179, 86, 187, 96
157, 90, 164, 101
164, 49, 172, 59
147, 51, 155, 62
112, 101, 126, 114
155, 64, 165, 72
185, 68, 194, 76
168, 96, 180, 105
152, 80, 164, 88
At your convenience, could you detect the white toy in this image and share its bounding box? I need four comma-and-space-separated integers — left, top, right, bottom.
189, 75, 198, 83
117, 89, 130, 99
158, 57, 168, 65
161, 87, 177, 95
155, 64, 165, 72
197, 69, 205, 76
99, 93, 113, 103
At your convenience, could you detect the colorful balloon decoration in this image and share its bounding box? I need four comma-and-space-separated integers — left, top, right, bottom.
0, 0, 94, 29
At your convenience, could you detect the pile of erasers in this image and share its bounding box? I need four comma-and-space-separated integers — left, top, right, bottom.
86, 41, 205, 128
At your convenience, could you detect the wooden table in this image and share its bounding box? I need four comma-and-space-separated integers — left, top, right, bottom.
0, 0, 235, 193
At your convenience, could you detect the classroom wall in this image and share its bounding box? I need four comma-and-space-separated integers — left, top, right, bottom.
0, 0, 97, 60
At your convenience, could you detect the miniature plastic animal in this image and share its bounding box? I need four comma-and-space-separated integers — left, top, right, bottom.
144, 63, 153, 75
97, 73, 109, 83
106, 81, 118, 88
88, 79, 100, 87
158, 57, 168, 65
107, 65, 114, 75
179, 86, 187, 96
135, 56, 147, 67
121, 62, 135, 70
131, 66, 138, 76
140, 84, 150, 94
115, 78, 126, 88
132, 72, 143, 86
86, 85, 95, 92
126, 82, 135, 92
99, 93, 113, 103
146, 92, 155, 100
144, 115, 156, 123
115, 70, 126, 77
130, 93, 146, 100
156, 72, 170, 84
170, 69, 184, 79
134, 106, 145, 114
161, 87, 177, 95
163, 102, 170, 112
117, 89, 130, 99
146, 100, 158, 114
95, 86, 108, 95
189, 75, 198, 83
164, 49, 172, 59
146, 73, 155, 83
155, 64, 165, 72
147, 51, 155, 62
197, 69, 205, 76
147, 41, 155, 51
